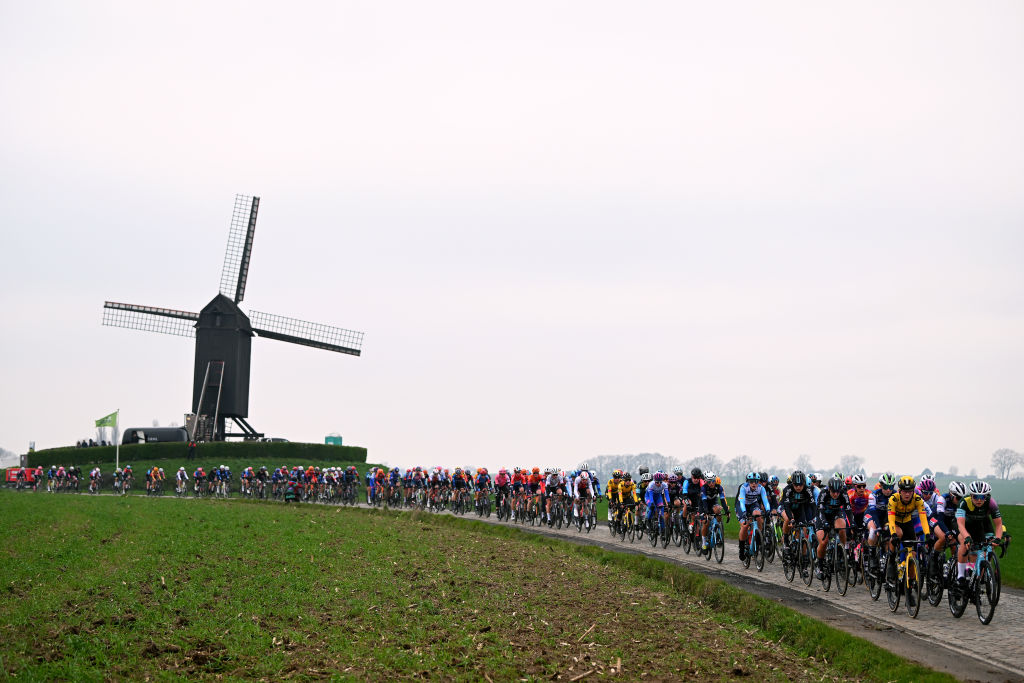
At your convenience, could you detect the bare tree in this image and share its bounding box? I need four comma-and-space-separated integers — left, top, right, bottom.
990, 449, 1022, 480
724, 455, 756, 482
969, 468, 978, 478
793, 454, 814, 474
152, 419, 160, 428
839, 454, 865, 475
689, 453, 722, 475
948, 465, 959, 476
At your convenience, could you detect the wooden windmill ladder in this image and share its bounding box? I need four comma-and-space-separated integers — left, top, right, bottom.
193, 361, 225, 442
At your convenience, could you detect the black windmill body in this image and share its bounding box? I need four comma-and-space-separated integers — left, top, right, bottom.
103, 195, 363, 441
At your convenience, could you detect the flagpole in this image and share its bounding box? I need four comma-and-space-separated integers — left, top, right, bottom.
115, 409, 120, 478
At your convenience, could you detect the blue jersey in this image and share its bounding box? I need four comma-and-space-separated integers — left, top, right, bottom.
737, 483, 771, 516
645, 481, 671, 507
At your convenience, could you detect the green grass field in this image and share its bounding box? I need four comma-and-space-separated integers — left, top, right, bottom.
0, 492, 955, 681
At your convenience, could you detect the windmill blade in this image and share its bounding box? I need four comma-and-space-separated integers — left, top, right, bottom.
219, 194, 260, 303
249, 310, 363, 356
102, 301, 198, 338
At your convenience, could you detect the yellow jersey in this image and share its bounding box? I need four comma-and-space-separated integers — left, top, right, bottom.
887, 492, 930, 535
617, 481, 638, 504
606, 479, 620, 500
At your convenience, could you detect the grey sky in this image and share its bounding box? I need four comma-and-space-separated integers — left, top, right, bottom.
2, 2, 1022, 476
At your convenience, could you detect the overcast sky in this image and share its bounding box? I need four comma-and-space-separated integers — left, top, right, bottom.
2, 1, 1022, 477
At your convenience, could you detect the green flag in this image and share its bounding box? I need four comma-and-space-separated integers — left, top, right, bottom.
95, 411, 118, 428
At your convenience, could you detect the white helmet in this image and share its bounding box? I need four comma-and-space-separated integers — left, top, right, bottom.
179, 467, 185, 472
851, 474, 865, 486
948, 481, 967, 498
580, 462, 590, 471
968, 480, 991, 497
641, 473, 652, 482
580, 471, 589, 481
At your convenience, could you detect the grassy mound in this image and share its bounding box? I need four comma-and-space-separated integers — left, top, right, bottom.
24, 441, 366, 469
0, 493, 952, 681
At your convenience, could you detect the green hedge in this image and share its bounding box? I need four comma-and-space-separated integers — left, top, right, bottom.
27, 441, 367, 468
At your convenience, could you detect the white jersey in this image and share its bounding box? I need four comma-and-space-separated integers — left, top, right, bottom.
573, 475, 594, 499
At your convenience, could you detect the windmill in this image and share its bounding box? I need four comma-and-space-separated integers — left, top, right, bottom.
102, 195, 363, 441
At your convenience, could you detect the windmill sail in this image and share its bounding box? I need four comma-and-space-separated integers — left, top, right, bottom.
102, 301, 198, 338
219, 194, 260, 304
249, 310, 363, 356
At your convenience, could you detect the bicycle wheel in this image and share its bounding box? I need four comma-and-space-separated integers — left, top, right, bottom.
714, 526, 724, 564
742, 538, 752, 569
754, 530, 765, 572
835, 543, 849, 596
976, 562, 997, 625
800, 538, 814, 586
627, 515, 636, 543
661, 520, 670, 548
867, 549, 882, 601
649, 519, 659, 548
764, 524, 776, 564
886, 559, 900, 613
783, 540, 797, 582
672, 514, 683, 547
820, 545, 832, 592
905, 552, 921, 618
948, 567, 969, 618
681, 519, 692, 554
989, 553, 1001, 607
926, 552, 944, 607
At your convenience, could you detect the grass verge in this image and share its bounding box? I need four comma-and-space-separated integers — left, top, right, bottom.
0, 492, 954, 681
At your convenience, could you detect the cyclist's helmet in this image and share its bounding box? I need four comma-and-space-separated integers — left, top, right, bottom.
691, 468, 703, 480
919, 478, 936, 494
745, 471, 759, 483
532, 466, 540, 474
668, 474, 680, 484
968, 480, 991, 498
612, 469, 622, 479
948, 480, 967, 498
832, 471, 843, 482
641, 473, 652, 482
769, 475, 779, 487
920, 473, 935, 484
623, 472, 632, 482
179, 467, 185, 471
844, 475, 852, 487
158, 468, 164, 474
851, 473, 865, 486
672, 466, 683, 476
513, 466, 521, 473
828, 477, 845, 493
809, 472, 820, 484
897, 475, 916, 492
705, 470, 716, 482
654, 472, 667, 482
758, 472, 768, 485
879, 472, 896, 488
791, 470, 806, 486
714, 476, 722, 486
638, 465, 649, 475
580, 462, 589, 471
454, 467, 462, 475
581, 471, 590, 480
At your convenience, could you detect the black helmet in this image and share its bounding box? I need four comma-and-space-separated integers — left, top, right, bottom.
828, 476, 845, 493
690, 467, 703, 480
623, 472, 632, 482
758, 472, 768, 485
790, 471, 806, 487
638, 466, 649, 475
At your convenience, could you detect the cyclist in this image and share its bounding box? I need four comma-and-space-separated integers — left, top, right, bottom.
573, 470, 595, 529
699, 473, 730, 550
542, 468, 561, 524
866, 472, 897, 572
494, 468, 512, 514
917, 477, 949, 576
606, 470, 623, 525
737, 472, 771, 561
780, 470, 816, 548
636, 466, 651, 501
681, 468, 703, 535
616, 472, 639, 528
175, 467, 189, 494
847, 473, 871, 540
886, 475, 930, 585
814, 476, 851, 579
644, 472, 671, 534
955, 480, 1005, 586
475, 467, 492, 513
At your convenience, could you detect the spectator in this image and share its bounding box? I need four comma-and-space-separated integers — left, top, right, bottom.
187, 440, 197, 461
